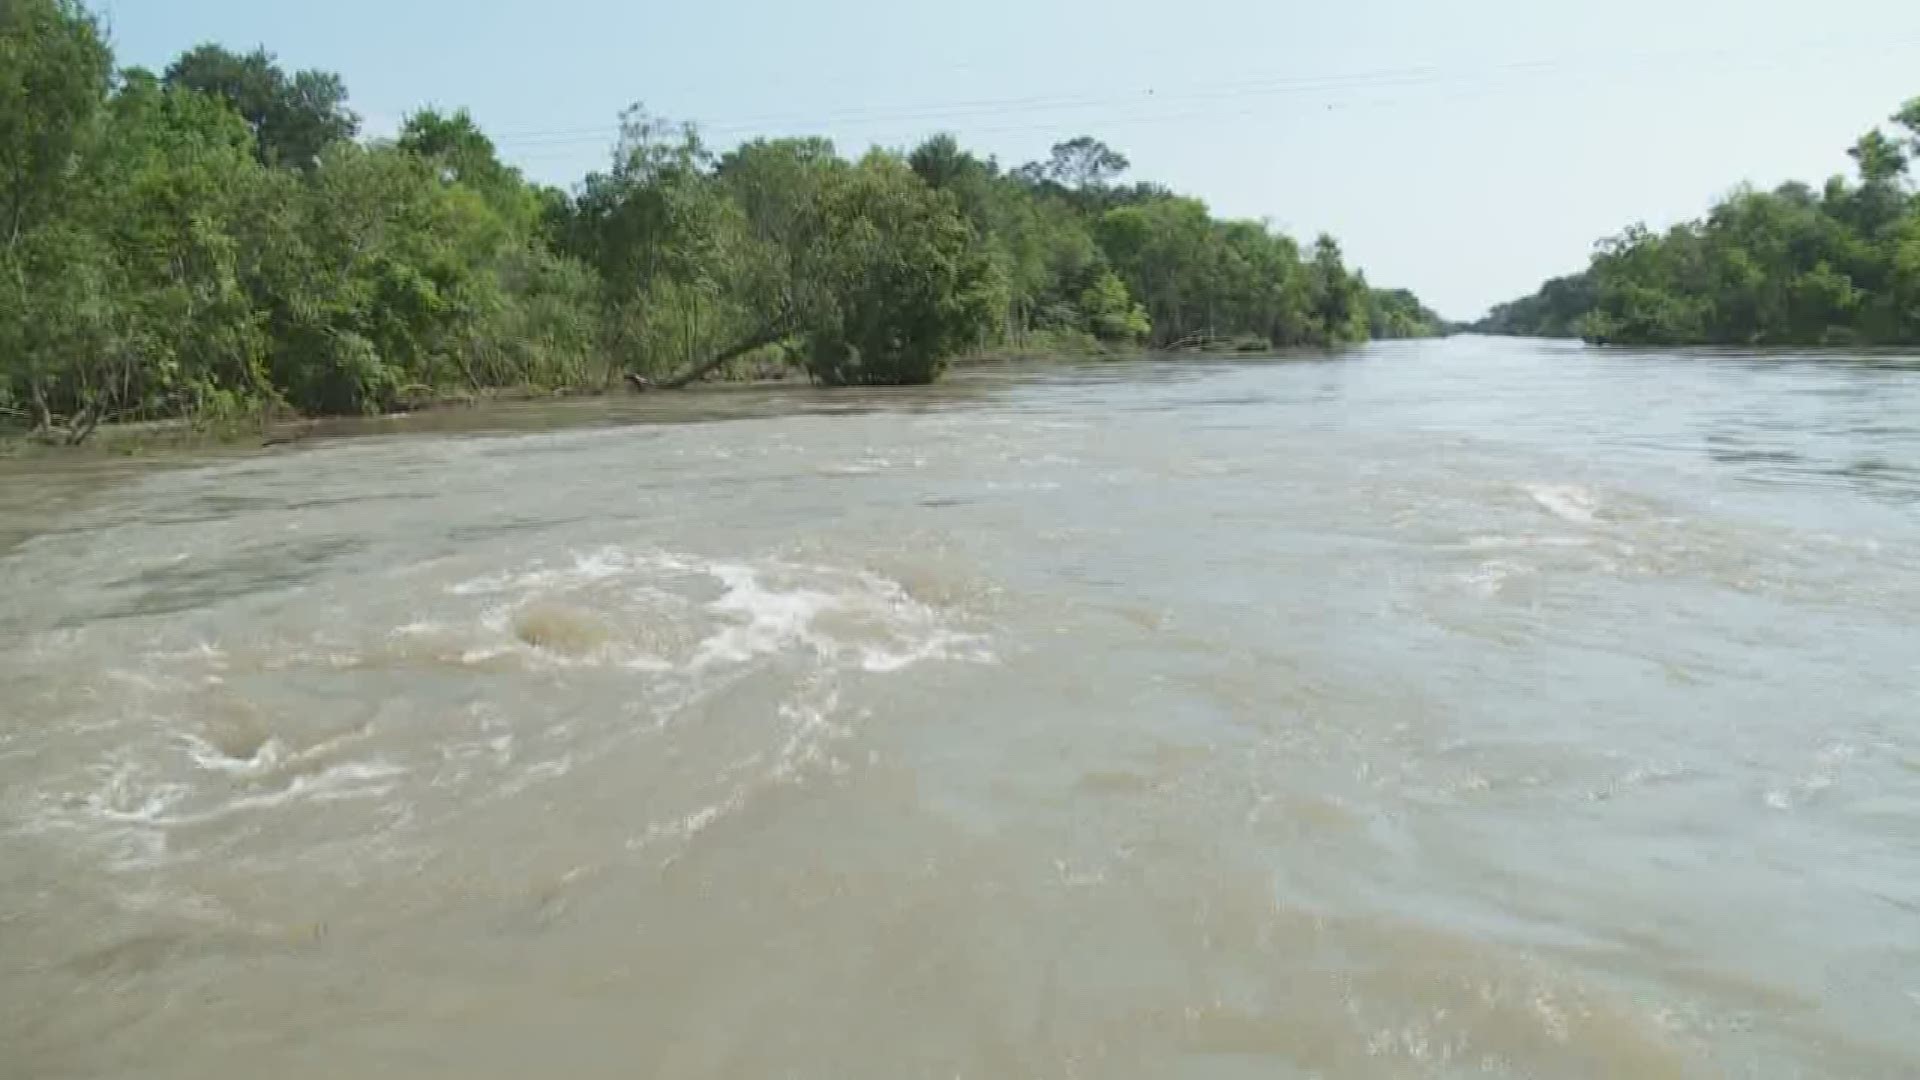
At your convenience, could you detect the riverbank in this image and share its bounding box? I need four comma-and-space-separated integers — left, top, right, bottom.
1, 333, 1447, 457
1, 346, 1143, 455
0, 382, 631, 456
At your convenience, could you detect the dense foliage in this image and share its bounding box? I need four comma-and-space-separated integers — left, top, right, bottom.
1, 0, 1442, 444
1473, 274, 1597, 340
1479, 97, 1920, 346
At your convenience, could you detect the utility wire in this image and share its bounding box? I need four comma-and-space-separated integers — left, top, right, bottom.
484, 34, 1920, 155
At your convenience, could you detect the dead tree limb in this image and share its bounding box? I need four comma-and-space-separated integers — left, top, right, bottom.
644, 322, 793, 391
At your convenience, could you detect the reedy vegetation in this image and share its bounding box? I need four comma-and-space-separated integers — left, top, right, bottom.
1, 0, 1443, 444
1479, 98, 1920, 346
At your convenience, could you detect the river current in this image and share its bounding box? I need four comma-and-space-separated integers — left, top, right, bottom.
3, 337, 1918, 1077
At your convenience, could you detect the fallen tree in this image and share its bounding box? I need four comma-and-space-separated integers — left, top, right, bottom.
637, 320, 793, 391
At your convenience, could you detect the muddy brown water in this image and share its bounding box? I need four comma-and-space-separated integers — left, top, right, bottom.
4, 338, 1919, 1078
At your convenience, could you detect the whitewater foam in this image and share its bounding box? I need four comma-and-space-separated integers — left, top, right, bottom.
11, 544, 992, 886
693, 563, 841, 668
445, 546, 993, 676
1526, 483, 1601, 524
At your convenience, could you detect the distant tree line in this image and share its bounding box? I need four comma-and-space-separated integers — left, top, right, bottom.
1477, 97, 1920, 346
1, 0, 1444, 444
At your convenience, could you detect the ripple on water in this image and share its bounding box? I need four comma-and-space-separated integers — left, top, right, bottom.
5, 544, 994, 884
4, 343, 1920, 1076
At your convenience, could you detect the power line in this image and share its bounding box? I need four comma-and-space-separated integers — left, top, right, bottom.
484, 34, 1920, 155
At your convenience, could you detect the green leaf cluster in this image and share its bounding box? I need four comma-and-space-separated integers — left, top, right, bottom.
1, 1, 1440, 442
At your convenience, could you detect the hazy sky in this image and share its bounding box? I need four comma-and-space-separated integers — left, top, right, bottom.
99, 0, 1920, 318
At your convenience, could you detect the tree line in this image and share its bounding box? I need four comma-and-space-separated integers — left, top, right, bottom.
1, 0, 1444, 444
1478, 97, 1920, 346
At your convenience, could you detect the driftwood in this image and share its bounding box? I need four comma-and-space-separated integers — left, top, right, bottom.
629, 323, 793, 392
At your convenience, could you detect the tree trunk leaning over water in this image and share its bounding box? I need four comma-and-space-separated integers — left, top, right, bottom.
642, 321, 793, 391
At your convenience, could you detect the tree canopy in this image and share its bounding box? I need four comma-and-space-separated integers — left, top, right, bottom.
1, 0, 1443, 444
1479, 96, 1920, 347
162, 44, 358, 169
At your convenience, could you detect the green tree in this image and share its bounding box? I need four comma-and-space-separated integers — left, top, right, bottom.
91, 73, 275, 420
802, 153, 1004, 386
1035, 136, 1130, 190
1474, 272, 1596, 337
0, 0, 109, 244
552, 107, 758, 381
0, 0, 114, 437
397, 108, 539, 225
1097, 197, 1214, 344
1487, 93, 1920, 348
394, 110, 603, 391
715, 136, 846, 326
8, 0, 1441, 441
1080, 270, 1151, 342
1848, 130, 1909, 185
1368, 287, 1445, 339
163, 45, 357, 169
1895, 97, 1920, 146
907, 132, 998, 237
1308, 235, 1370, 344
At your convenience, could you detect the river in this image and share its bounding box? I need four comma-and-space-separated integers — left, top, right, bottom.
3, 336, 1918, 1078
